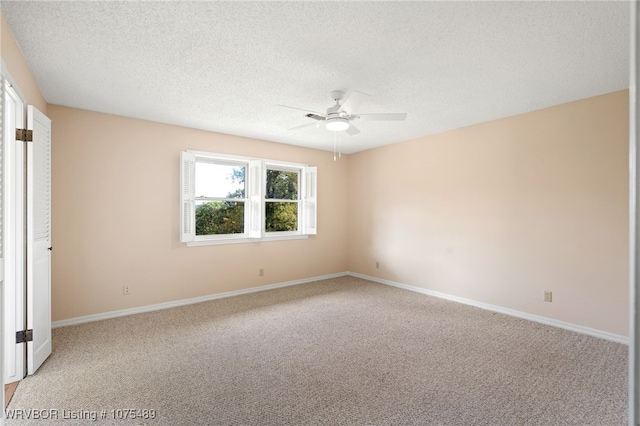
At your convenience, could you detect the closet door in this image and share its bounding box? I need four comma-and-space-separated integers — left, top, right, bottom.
26, 105, 51, 375
3, 78, 26, 384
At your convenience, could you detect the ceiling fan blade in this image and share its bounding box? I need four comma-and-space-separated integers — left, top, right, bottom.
306, 113, 326, 121
338, 90, 370, 115
277, 104, 325, 116
288, 121, 319, 131
355, 113, 407, 121
345, 123, 361, 136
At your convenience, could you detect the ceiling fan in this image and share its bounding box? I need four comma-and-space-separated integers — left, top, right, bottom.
278, 90, 407, 135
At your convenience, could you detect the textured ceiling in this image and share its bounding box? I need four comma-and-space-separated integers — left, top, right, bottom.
1, 1, 630, 154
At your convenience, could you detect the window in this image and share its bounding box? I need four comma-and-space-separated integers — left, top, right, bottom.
180, 151, 316, 245
265, 167, 299, 233
195, 160, 247, 236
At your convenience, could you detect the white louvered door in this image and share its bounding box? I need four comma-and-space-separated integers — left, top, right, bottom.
3, 77, 26, 385
26, 105, 51, 375
0, 76, 4, 284
1, 75, 4, 411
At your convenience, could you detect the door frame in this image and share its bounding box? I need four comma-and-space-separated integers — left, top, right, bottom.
631, 2, 639, 424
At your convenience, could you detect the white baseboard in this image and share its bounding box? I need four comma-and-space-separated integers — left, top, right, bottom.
52, 272, 348, 328
347, 272, 629, 345
53, 271, 628, 345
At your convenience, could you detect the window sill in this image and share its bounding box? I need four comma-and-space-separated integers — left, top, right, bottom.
186, 234, 309, 247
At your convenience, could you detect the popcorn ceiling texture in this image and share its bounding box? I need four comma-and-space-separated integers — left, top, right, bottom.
1, 1, 629, 153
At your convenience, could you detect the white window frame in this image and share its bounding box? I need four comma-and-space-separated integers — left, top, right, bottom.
180, 150, 317, 246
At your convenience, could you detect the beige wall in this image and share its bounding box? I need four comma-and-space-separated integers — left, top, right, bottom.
348, 90, 629, 336
49, 106, 349, 321
0, 13, 46, 112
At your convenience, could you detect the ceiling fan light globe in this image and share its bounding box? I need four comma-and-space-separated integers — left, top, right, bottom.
326, 118, 350, 132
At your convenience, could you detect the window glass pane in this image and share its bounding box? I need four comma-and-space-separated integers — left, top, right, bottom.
195, 162, 245, 198
195, 201, 244, 235
266, 169, 298, 200
265, 202, 298, 232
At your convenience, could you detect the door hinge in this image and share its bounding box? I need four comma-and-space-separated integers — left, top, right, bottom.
16, 329, 33, 344
15, 128, 33, 142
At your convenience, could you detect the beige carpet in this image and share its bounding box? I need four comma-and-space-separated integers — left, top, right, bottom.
6, 276, 627, 425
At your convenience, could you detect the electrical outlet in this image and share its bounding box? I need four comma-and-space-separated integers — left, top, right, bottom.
123, 284, 131, 295
259, 268, 264, 277
376, 262, 380, 269
544, 291, 552, 302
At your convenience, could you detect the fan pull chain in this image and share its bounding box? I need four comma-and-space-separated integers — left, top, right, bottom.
331, 133, 344, 161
